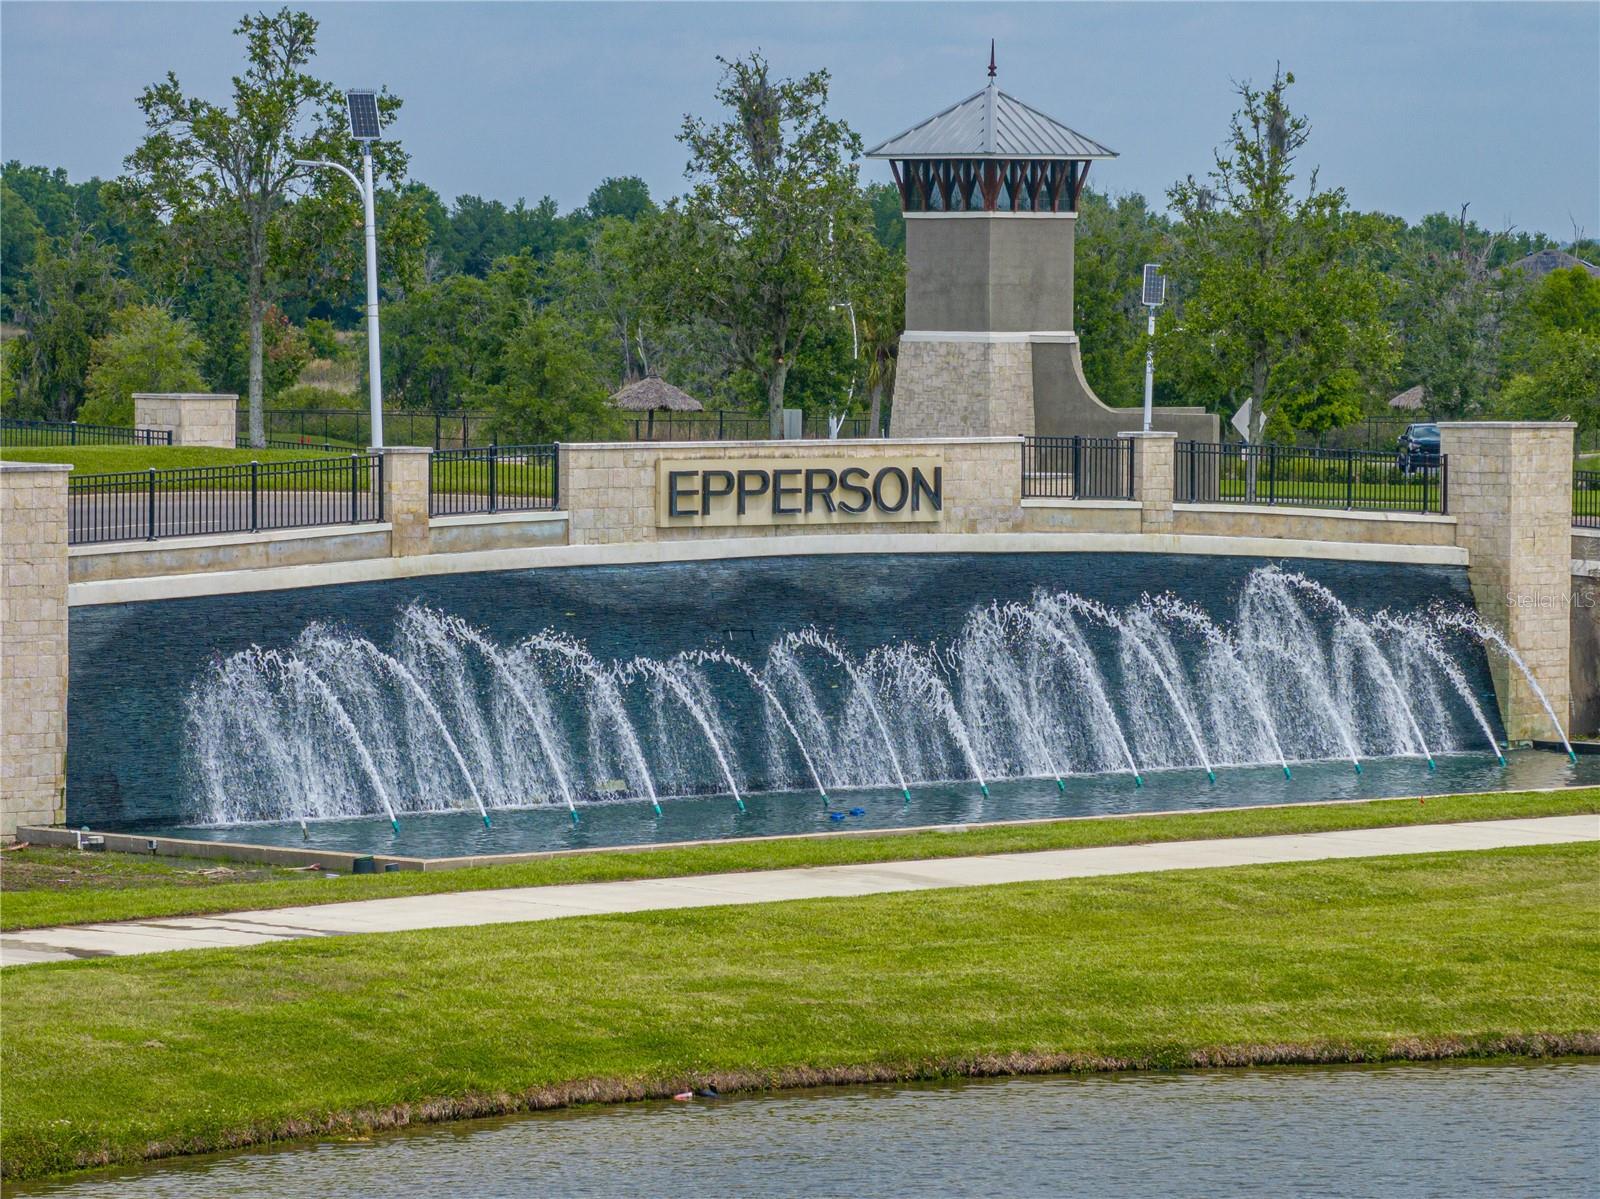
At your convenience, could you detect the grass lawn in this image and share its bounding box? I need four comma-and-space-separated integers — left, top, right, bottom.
3, 787, 1595, 931
1, 841, 1594, 1180
0, 445, 355, 473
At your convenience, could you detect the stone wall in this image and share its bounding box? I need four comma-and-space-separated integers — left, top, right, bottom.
1, 463, 70, 840
560, 438, 1023, 546
1440, 422, 1575, 741
133, 393, 238, 448
1172, 505, 1459, 547
891, 339, 1036, 438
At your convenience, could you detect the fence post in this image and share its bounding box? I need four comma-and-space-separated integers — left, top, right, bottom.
69, 421, 78, 446
1268, 444, 1277, 505
249, 460, 259, 532
551, 442, 561, 509
350, 454, 359, 522
1346, 448, 1355, 510
488, 442, 499, 514
146, 467, 157, 540
1071, 435, 1082, 501
1440, 454, 1448, 514
1188, 440, 1197, 502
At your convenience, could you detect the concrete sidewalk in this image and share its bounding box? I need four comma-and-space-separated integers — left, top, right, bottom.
3, 815, 1594, 967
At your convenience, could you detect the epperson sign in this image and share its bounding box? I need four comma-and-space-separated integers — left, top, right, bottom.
656, 456, 944, 528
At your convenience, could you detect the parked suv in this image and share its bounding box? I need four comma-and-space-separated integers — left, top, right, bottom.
1396, 423, 1440, 474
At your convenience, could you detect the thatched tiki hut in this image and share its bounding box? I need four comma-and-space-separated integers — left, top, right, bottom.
610, 374, 704, 439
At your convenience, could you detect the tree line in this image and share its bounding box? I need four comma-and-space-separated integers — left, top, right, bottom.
2, 10, 1596, 448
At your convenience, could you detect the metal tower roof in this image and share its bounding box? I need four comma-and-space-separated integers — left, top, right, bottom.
866, 81, 1117, 161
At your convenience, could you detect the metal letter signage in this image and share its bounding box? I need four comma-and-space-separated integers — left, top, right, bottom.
657, 456, 945, 528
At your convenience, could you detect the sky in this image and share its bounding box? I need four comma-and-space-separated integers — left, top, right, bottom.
2, 1, 1597, 239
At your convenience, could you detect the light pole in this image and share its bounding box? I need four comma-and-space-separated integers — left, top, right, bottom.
1140, 263, 1167, 433
830, 299, 858, 439
296, 89, 386, 448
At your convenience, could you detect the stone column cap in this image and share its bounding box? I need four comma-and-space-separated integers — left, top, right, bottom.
0, 461, 74, 473
1117, 430, 1179, 439
368, 445, 433, 455
131, 392, 239, 401
1435, 420, 1577, 430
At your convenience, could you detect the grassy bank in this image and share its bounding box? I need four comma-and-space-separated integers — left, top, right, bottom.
0, 446, 340, 472
4, 787, 1595, 931
2, 842, 1595, 1180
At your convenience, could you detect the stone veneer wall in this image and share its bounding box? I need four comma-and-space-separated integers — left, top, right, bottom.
133, 393, 238, 448
890, 339, 1036, 438
1440, 422, 1575, 741
560, 438, 1023, 546
1, 463, 70, 839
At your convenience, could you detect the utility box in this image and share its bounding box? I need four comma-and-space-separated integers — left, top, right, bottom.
782, 408, 803, 440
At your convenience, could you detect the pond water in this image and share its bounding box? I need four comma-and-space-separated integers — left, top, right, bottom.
12, 1061, 1596, 1198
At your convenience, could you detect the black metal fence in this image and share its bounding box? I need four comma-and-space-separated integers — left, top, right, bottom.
625, 414, 879, 441
69, 454, 383, 545
429, 444, 560, 516
2, 417, 172, 447
1021, 436, 1134, 500
1175, 441, 1448, 514
237, 409, 498, 450
1576, 470, 1600, 530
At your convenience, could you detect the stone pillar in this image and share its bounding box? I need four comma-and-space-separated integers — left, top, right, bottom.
376, 446, 432, 557
1, 463, 71, 840
1438, 421, 1575, 742
892, 335, 1035, 437
1120, 431, 1176, 533
133, 393, 239, 447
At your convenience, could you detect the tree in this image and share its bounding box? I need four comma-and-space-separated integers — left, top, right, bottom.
490, 308, 621, 442
1386, 205, 1519, 419
1496, 265, 1600, 433
112, 9, 408, 446
78, 305, 206, 425
9, 230, 136, 419
1161, 68, 1395, 451
585, 176, 654, 223
854, 242, 905, 435
661, 52, 872, 436
1073, 189, 1172, 407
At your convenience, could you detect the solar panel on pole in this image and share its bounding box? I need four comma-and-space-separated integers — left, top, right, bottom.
1142, 263, 1166, 308
346, 90, 381, 141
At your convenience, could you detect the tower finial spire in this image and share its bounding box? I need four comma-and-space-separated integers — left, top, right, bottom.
988, 39, 997, 79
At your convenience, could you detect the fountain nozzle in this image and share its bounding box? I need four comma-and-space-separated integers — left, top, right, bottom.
1055, 778, 1065, 792
979, 783, 990, 797
482, 814, 492, 829
652, 802, 663, 817
1206, 769, 1216, 784
569, 810, 580, 825
1282, 766, 1292, 779
390, 818, 400, 833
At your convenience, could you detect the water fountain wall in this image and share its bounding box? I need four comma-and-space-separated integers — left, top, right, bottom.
65, 553, 1502, 830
